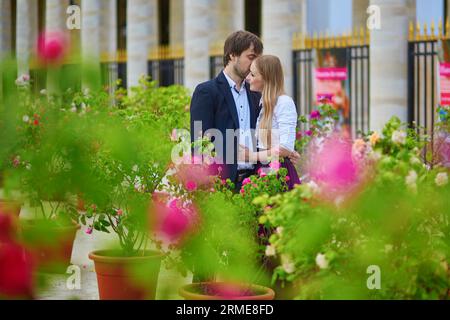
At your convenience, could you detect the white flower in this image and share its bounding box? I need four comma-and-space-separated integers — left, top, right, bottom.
40, 89, 47, 95
132, 165, 139, 172
392, 130, 407, 145
276, 227, 284, 236
81, 103, 87, 110
25, 163, 31, 170
315, 253, 329, 269
281, 255, 295, 274
22, 115, 30, 123
410, 156, 421, 165
306, 180, 320, 195
405, 170, 417, 186
265, 245, 276, 257
70, 106, 77, 113
334, 196, 345, 208
405, 170, 418, 193
435, 172, 448, 187
368, 150, 382, 162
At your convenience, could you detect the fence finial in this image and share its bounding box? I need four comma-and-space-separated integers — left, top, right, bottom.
438, 19, 443, 39
423, 23, 428, 40
409, 21, 414, 41
431, 20, 436, 40
416, 22, 421, 41
446, 18, 450, 38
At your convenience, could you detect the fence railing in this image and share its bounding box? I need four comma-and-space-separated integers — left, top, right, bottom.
292, 29, 370, 136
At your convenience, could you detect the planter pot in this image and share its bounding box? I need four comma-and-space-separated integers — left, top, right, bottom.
179, 282, 275, 300
20, 221, 80, 273
89, 250, 163, 300
0, 200, 22, 217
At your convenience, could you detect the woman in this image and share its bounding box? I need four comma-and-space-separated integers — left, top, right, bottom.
240, 55, 301, 189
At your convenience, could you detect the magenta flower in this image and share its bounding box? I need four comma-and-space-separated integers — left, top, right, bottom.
242, 177, 251, 186
310, 110, 321, 119
305, 130, 313, 136
269, 161, 281, 171
37, 31, 68, 65
285, 176, 290, 182
151, 197, 198, 245
185, 180, 198, 192
85, 227, 93, 235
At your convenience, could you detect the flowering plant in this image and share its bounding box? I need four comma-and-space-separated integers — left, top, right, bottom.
252, 117, 450, 299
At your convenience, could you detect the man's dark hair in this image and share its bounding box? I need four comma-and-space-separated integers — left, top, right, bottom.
223, 30, 263, 67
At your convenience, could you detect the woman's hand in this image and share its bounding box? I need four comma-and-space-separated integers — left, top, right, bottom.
238, 144, 250, 162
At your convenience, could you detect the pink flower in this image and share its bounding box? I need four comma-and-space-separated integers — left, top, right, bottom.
240, 189, 245, 195
269, 161, 281, 171
170, 129, 178, 142
151, 197, 198, 245
37, 31, 68, 65
242, 177, 251, 186
296, 132, 302, 140
12, 156, 21, 168
116, 209, 123, 216
305, 130, 312, 136
258, 168, 267, 177
185, 180, 198, 192
85, 227, 93, 235
308, 134, 358, 193
310, 110, 321, 119
285, 176, 290, 182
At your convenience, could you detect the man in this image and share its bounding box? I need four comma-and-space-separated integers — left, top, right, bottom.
190, 30, 263, 191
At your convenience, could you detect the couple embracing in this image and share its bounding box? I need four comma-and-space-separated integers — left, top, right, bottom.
190, 30, 300, 192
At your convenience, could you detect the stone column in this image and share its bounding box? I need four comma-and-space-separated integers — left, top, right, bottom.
46, 0, 69, 31
262, 0, 295, 95
0, 0, 12, 60
369, 0, 416, 132
184, 0, 211, 93
81, 0, 102, 88
170, 0, 184, 47
16, 0, 38, 77
100, 0, 118, 93
353, 0, 370, 29
127, 0, 158, 89
291, 0, 307, 35
211, 0, 245, 44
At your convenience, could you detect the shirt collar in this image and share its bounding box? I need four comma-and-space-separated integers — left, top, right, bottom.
223, 71, 246, 94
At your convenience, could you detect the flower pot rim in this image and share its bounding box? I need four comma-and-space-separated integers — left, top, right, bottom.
89, 249, 164, 264
179, 282, 275, 300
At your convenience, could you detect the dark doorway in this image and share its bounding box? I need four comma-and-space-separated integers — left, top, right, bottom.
245, 0, 261, 37
159, 0, 169, 45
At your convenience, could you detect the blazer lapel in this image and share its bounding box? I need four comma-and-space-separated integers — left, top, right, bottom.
217, 72, 239, 129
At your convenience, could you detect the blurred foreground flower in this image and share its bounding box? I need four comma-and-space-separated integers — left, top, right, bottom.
150, 194, 198, 246
37, 31, 68, 66
308, 134, 359, 195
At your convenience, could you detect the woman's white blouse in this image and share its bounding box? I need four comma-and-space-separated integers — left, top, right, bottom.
256, 95, 298, 152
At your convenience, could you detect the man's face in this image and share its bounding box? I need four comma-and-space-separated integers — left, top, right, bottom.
230, 44, 259, 79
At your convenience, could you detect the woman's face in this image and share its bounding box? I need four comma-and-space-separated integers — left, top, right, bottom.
246, 62, 264, 92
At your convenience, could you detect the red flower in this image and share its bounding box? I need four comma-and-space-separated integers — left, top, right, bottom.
33, 119, 39, 126
0, 242, 35, 299
0, 214, 15, 243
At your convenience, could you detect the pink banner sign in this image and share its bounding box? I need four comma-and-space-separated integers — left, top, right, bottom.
440, 63, 450, 105
315, 67, 348, 81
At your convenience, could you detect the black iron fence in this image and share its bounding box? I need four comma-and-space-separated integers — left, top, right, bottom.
407, 25, 440, 137
292, 32, 370, 136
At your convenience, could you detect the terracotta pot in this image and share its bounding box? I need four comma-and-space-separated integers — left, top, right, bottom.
0, 200, 22, 217
20, 221, 80, 273
89, 250, 163, 300
179, 282, 275, 300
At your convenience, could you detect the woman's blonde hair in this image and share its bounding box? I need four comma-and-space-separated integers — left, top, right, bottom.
254, 55, 285, 149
